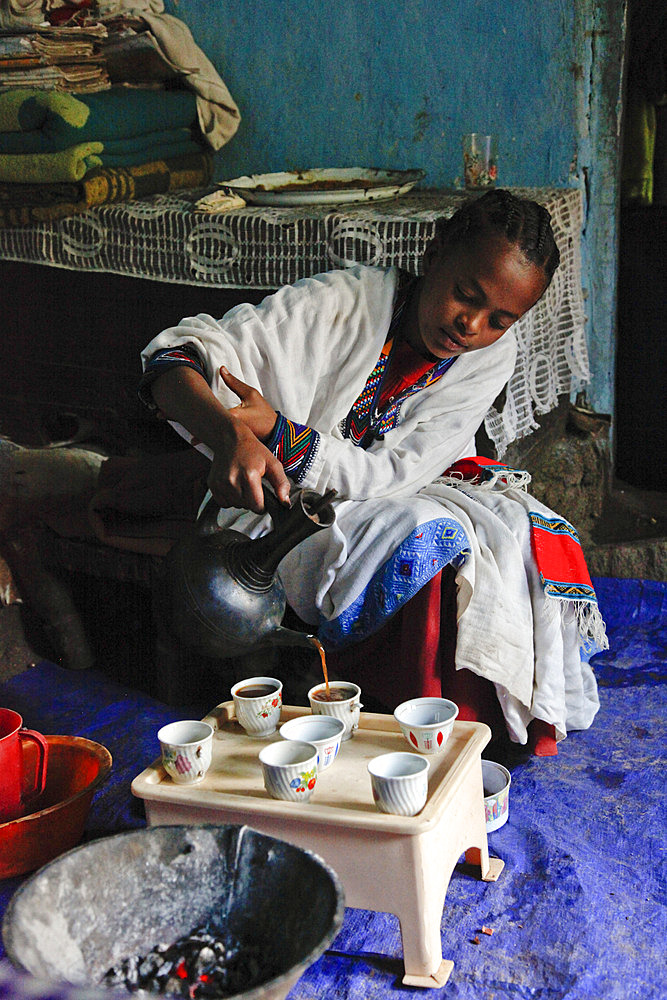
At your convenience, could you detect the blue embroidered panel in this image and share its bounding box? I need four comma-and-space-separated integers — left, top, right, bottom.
319, 517, 469, 648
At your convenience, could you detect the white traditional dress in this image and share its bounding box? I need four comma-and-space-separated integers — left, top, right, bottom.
142, 265, 605, 744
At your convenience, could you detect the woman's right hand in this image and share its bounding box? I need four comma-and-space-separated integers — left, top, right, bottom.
149, 362, 291, 514
207, 416, 291, 514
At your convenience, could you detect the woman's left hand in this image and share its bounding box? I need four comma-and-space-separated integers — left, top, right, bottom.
219, 366, 278, 441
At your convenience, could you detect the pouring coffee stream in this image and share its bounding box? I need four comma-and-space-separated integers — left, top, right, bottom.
165, 484, 338, 669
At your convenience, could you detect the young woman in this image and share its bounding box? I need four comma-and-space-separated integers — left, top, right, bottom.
139, 189, 605, 752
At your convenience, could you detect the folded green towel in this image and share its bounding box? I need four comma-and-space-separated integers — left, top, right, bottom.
0, 128, 205, 182
98, 127, 201, 156
0, 142, 103, 183
0, 86, 199, 154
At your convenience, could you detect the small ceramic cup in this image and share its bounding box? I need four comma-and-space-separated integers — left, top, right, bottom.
394, 697, 459, 754
279, 715, 346, 772
482, 759, 511, 832
308, 682, 363, 741
259, 740, 319, 802
368, 751, 430, 816
157, 720, 214, 785
231, 676, 283, 738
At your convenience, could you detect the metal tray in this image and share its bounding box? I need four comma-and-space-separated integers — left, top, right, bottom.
217, 167, 425, 206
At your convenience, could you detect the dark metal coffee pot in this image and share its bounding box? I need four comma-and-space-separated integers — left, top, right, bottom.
164, 485, 336, 658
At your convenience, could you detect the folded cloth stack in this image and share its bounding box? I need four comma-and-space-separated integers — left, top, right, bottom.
0, 86, 214, 222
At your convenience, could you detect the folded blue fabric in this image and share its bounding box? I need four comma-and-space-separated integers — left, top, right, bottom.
98, 130, 205, 168
0, 87, 199, 154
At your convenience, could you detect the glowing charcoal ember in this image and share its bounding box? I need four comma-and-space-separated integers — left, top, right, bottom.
101, 925, 276, 998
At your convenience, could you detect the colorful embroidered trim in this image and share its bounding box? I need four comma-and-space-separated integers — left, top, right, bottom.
266, 411, 320, 483
374, 356, 457, 437
343, 272, 457, 447
138, 344, 206, 412
318, 517, 469, 648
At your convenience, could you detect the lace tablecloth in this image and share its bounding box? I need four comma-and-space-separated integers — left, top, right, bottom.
0, 187, 588, 454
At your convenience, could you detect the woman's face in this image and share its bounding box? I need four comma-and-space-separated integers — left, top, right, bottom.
405, 230, 546, 360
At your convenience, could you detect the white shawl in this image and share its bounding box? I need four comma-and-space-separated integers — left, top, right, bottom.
142, 265, 602, 744
141, 265, 517, 500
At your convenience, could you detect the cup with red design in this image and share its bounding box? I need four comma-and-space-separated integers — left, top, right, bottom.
393, 697, 459, 755
157, 720, 213, 785
0, 708, 49, 823
231, 676, 283, 738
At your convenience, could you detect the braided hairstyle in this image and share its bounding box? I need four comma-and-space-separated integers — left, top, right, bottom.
435, 189, 561, 289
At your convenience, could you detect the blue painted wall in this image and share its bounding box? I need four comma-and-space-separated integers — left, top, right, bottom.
166, 0, 626, 417
172, 0, 580, 188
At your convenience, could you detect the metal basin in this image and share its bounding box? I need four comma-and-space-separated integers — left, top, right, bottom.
0, 735, 112, 879
3, 824, 345, 1000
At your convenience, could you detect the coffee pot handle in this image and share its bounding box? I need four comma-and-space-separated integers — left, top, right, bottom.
261, 482, 290, 521
197, 482, 336, 533
196, 482, 289, 535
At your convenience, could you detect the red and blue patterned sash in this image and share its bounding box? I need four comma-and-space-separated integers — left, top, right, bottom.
443, 457, 597, 605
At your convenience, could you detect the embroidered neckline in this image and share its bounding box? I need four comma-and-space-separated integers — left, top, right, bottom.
343, 270, 457, 447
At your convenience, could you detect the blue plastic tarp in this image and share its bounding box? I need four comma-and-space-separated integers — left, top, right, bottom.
0, 576, 664, 999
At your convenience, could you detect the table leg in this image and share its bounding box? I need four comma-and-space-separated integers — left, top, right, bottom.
398, 887, 454, 987
464, 846, 505, 882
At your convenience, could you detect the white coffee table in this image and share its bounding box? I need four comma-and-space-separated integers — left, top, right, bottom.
132, 703, 504, 988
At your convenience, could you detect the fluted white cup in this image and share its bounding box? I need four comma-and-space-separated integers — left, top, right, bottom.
307, 682, 362, 740
394, 697, 458, 754
231, 676, 283, 737
158, 720, 213, 785
368, 751, 430, 816
279, 715, 345, 772
259, 740, 319, 802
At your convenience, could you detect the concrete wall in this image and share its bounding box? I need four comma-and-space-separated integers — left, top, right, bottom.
166, 0, 627, 417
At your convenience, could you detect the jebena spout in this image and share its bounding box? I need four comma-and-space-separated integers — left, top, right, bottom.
267, 626, 318, 650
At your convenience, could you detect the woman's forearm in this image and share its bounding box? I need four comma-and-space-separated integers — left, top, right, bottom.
148, 364, 290, 511
149, 365, 236, 452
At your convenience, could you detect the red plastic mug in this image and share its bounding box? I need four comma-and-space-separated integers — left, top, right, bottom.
0, 708, 49, 823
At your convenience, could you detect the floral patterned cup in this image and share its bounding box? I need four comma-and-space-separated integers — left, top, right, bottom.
231, 676, 283, 738
482, 759, 511, 832
157, 720, 213, 785
308, 682, 363, 741
259, 740, 318, 802
462, 133, 498, 189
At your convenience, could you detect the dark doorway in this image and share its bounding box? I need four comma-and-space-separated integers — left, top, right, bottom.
615, 0, 666, 493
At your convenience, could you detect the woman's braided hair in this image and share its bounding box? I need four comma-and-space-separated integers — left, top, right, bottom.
435, 189, 561, 288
